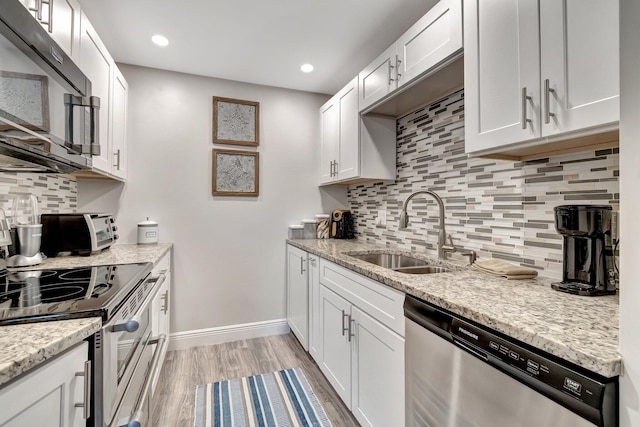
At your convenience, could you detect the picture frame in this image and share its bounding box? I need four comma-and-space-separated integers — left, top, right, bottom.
212, 96, 259, 146
0, 71, 50, 132
212, 149, 259, 196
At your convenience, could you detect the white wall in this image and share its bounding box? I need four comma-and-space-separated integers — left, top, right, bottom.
619, 1, 640, 424
78, 64, 347, 334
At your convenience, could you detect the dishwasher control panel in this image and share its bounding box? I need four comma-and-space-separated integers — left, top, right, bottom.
451, 318, 606, 409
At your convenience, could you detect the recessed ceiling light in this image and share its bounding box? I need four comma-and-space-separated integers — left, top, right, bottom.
300, 63, 314, 73
152, 34, 169, 47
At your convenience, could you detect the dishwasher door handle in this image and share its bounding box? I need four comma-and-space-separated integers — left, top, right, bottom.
453, 337, 488, 362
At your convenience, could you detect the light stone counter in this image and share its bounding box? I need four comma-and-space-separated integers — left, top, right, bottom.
0, 243, 173, 387
18, 242, 173, 270
287, 238, 621, 378
0, 318, 101, 387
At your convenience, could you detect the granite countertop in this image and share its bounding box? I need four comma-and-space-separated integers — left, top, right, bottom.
0, 318, 101, 387
287, 238, 621, 378
19, 242, 173, 270
0, 243, 173, 388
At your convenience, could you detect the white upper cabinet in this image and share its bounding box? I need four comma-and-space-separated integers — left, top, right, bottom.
358, 0, 462, 114
111, 67, 128, 180
78, 12, 129, 180
396, 0, 462, 88
539, 0, 619, 137
358, 44, 398, 113
79, 12, 113, 174
464, 0, 620, 156
19, 0, 81, 61
319, 77, 396, 186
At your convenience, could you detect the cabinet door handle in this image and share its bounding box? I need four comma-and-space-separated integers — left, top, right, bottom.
40, 0, 52, 32
396, 56, 402, 82
29, 0, 42, 20
75, 360, 92, 419
300, 257, 306, 274
544, 79, 556, 124
114, 149, 121, 170
308, 258, 316, 266
348, 315, 355, 342
161, 290, 169, 314
341, 310, 349, 336
521, 87, 532, 130
388, 61, 395, 85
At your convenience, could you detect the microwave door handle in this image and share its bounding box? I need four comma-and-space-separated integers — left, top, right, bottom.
89, 96, 101, 155
64, 94, 101, 155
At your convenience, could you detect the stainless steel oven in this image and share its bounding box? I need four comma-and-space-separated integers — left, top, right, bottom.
95, 272, 167, 427
0, 260, 165, 427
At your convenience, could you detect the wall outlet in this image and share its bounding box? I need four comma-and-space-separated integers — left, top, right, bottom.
376, 210, 387, 226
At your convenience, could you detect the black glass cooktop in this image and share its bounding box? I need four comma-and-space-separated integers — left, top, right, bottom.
0, 262, 153, 325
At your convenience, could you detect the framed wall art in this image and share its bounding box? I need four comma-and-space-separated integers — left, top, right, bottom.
212, 96, 259, 146
212, 149, 259, 196
0, 71, 50, 132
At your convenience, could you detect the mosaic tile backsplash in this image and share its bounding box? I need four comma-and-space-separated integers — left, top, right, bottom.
348, 89, 619, 279
0, 173, 77, 218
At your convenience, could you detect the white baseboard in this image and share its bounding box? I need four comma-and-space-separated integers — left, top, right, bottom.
167, 318, 291, 351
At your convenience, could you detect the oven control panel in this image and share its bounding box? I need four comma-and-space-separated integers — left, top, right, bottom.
450, 318, 607, 409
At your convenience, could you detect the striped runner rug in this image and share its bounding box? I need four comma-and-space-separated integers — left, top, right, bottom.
194, 368, 333, 427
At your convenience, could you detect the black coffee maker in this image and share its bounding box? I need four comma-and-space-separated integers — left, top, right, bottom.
551, 205, 616, 296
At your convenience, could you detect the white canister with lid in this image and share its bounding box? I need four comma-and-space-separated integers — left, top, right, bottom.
137, 217, 159, 245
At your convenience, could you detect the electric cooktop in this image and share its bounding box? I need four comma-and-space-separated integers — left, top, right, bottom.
0, 262, 153, 326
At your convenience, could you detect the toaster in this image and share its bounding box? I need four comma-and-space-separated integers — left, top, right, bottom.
330, 210, 355, 239
41, 213, 118, 256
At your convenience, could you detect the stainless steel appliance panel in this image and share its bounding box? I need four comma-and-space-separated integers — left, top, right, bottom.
0, 0, 95, 172
406, 318, 595, 427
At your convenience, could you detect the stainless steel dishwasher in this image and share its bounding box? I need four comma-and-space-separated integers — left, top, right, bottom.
404, 295, 618, 427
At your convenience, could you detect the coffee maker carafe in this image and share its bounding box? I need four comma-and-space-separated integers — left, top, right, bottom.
551, 205, 616, 296
8, 194, 43, 267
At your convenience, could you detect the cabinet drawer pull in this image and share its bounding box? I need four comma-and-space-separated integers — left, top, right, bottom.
544, 79, 556, 124
521, 87, 532, 130
341, 310, 349, 336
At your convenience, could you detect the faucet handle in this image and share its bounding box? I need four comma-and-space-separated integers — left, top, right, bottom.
461, 250, 477, 265
442, 234, 457, 256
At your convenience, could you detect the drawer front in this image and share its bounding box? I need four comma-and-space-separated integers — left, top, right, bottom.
153, 251, 170, 274
319, 259, 404, 336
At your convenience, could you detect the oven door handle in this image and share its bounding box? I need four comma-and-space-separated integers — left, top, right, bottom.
124, 334, 167, 427
106, 273, 167, 333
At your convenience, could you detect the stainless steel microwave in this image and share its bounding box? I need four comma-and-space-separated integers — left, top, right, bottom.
0, 0, 99, 173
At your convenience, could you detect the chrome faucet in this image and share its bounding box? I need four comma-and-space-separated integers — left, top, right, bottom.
399, 190, 455, 259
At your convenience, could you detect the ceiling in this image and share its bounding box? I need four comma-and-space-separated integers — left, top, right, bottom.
77, 0, 438, 95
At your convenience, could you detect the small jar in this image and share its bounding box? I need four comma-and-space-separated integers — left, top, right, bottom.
302, 219, 317, 239
315, 214, 330, 239
288, 225, 304, 239
137, 217, 159, 245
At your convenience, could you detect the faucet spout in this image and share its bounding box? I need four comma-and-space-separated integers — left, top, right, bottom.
399, 190, 453, 259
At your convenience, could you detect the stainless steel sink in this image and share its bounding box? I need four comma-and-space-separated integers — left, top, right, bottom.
347, 253, 450, 274
394, 266, 450, 274
348, 253, 428, 269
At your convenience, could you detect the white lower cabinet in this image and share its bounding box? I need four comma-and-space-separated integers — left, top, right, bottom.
308, 254, 322, 362
151, 251, 172, 396
317, 259, 405, 427
0, 342, 90, 427
287, 244, 309, 350
350, 306, 404, 427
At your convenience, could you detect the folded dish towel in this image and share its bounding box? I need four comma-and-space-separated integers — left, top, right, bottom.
472, 259, 538, 280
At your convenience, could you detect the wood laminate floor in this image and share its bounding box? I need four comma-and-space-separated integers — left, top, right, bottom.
151, 333, 360, 427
